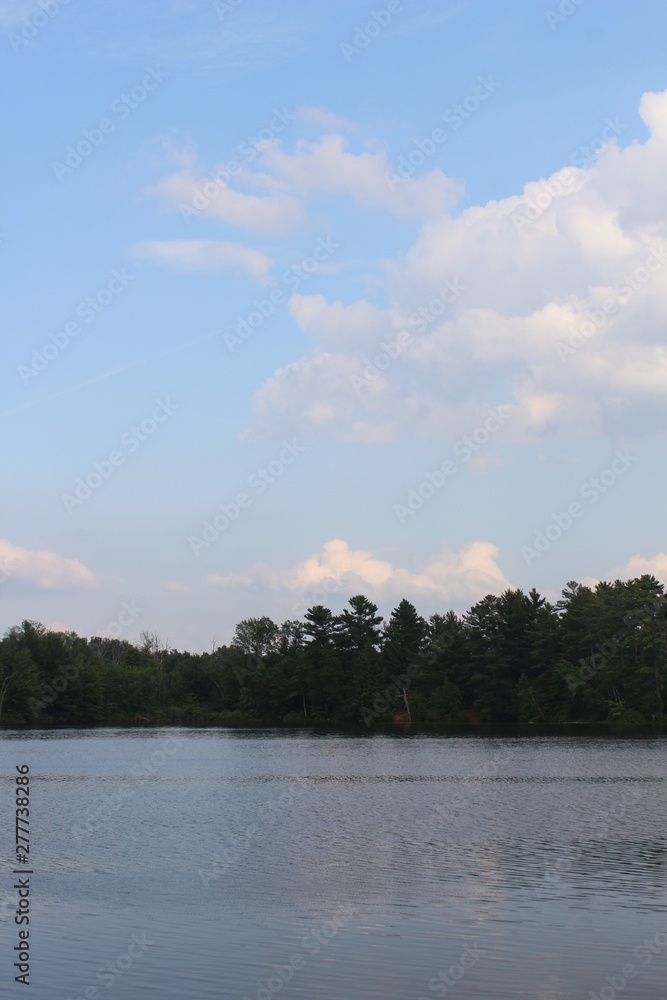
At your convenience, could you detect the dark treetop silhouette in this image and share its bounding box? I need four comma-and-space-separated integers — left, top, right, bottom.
1, 576, 665, 729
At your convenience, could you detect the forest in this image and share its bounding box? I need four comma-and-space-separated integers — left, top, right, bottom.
0, 575, 665, 730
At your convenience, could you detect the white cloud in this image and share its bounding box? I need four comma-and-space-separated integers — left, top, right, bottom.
166, 581, 190, 592
297, 107, 358, 133
247, 350, 403, 445
147, 171, 304, 234
47, 621, 72, 633
0, 539, 98, 590
612, 553, 667, 582
288, 293, 393, 350
256, 134, 461, 219
147, 129, 461, 238
131, 240, 273, 282
249, 89, 667, 445
209, 538, 511, 609
150, 136, 197, 170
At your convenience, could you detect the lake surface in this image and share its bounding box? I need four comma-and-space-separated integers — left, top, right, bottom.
0, 729, 665, 999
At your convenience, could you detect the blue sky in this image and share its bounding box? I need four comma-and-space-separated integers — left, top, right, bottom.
2, 0, 667, 651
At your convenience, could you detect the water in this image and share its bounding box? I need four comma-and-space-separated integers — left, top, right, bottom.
0, 729, 665, 998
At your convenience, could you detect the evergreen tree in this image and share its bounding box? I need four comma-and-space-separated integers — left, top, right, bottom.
2, 573, 665, 729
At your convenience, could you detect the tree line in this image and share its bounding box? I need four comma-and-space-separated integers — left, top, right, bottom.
0, 574, 665, 730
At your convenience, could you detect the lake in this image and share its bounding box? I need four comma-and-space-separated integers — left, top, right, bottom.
0, 729, 665, 998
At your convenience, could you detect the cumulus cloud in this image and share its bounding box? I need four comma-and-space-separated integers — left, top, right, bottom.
0, 539, 98, 590
131, 240, 273, 282
249, 88, 667, 444
288, 293, 394, 350
147, 128, 460, 237
612, 553, 667, 581
143, 90, 667, 446
256, 134, 461, 218
166, 581, 190, 592
208, 538, 511, 609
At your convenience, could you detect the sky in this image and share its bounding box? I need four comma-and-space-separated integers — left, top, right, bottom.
2, 0, 667, 651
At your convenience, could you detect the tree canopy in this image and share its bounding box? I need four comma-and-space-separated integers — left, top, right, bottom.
1, 576, 665, 730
